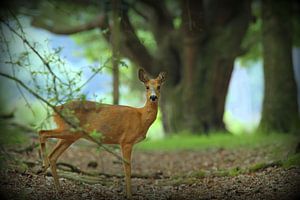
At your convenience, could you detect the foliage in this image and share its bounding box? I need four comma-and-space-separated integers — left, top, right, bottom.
90, 129, 103, 141
34, 1, 99, 29
72, 29, 110, 62
239, 0, 300, 66
238, 1, 262, 67
293, 15, 300, 47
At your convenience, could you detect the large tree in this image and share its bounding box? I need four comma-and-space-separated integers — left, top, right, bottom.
259, 0, 300, 133
6, 0, 252, 134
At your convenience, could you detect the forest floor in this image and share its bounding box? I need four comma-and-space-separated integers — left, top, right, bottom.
0, 135, 300, 200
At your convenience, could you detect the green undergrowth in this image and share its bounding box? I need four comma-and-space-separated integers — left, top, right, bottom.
0, 122, 30, 147
136, 132, 299, 151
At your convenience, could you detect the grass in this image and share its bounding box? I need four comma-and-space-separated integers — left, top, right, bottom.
136, 132, 299, 151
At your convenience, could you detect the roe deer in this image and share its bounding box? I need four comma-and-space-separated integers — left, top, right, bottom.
38, 68, 166, 198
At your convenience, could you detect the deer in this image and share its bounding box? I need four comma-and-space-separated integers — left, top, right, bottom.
38, 68, 166, 198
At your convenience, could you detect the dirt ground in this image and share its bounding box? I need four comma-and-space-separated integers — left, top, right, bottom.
0, 140, 300, 200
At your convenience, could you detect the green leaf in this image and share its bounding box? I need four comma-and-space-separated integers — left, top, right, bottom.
90, 130, 102, 140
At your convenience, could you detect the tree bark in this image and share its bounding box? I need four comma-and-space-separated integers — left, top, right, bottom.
112, 0, 120, 105
160, 0, 251, 133
259, 0, 300, 133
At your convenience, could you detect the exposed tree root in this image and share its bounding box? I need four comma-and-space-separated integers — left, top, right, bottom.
56, 162, 167, 179
9, 142, 39, 154
21, 160, 168, 185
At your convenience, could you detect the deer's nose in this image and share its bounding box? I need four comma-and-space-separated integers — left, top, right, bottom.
149, 95, 158, 101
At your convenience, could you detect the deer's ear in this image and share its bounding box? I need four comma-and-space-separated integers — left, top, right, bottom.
158, 71, 167, 83
138, 68, 149, 83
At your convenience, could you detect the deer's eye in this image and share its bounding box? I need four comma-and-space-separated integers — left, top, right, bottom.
146, 86, 150, 90
157, 86, 160, 90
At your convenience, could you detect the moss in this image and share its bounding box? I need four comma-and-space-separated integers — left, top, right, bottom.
213, 167, 244, 177
189, 170, 207, 178
167, 177, 193, 186
282, 153, 300, 168
249, 162, 269, 172
228, 167, 244, 176
14, 163, 29, 174
215, 170, 229, 177
167, 156, 298, 184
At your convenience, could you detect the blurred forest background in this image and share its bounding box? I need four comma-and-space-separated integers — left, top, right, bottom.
0, 0, 300, 199
0, 0, 300, 137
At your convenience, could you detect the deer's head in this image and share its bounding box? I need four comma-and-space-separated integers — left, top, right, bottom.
138, 68, 166, 103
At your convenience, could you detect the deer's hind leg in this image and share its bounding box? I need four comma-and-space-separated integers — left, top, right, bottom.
39, 129, 70, 171
39, 130, 80, 189
39, 127, 81, 165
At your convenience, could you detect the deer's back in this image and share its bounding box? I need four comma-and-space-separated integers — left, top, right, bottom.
54, 100, 143, 144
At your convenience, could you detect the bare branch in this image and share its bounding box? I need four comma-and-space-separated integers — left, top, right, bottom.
31, 15, 106, 35
0, 24, 36, 116
1, 19, 66, 90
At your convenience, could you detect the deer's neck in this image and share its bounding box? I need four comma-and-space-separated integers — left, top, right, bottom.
141, 100, 158, 128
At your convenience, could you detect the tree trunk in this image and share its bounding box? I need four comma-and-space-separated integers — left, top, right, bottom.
160, 0, 251, 133
112, 0, 120, 105
259, 0, 299, 133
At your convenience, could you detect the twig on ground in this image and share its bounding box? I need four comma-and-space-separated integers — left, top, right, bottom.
9, 142, 39, 154
20, 160, 169, 183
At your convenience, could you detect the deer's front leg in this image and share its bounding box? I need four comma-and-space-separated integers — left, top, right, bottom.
121, 143, 133, 199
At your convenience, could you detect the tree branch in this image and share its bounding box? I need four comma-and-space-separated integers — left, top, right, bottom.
1, 19, 66, 91
1, 15, 37, 116
31, 9, 155, 73
135, 0, 182, 82
130, 3, 149, 22
181, 0, 204, 42
31, 14, 106, 35
119, 12, 155, 73
139, 0, 173, 28
31, 6, 156, 74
